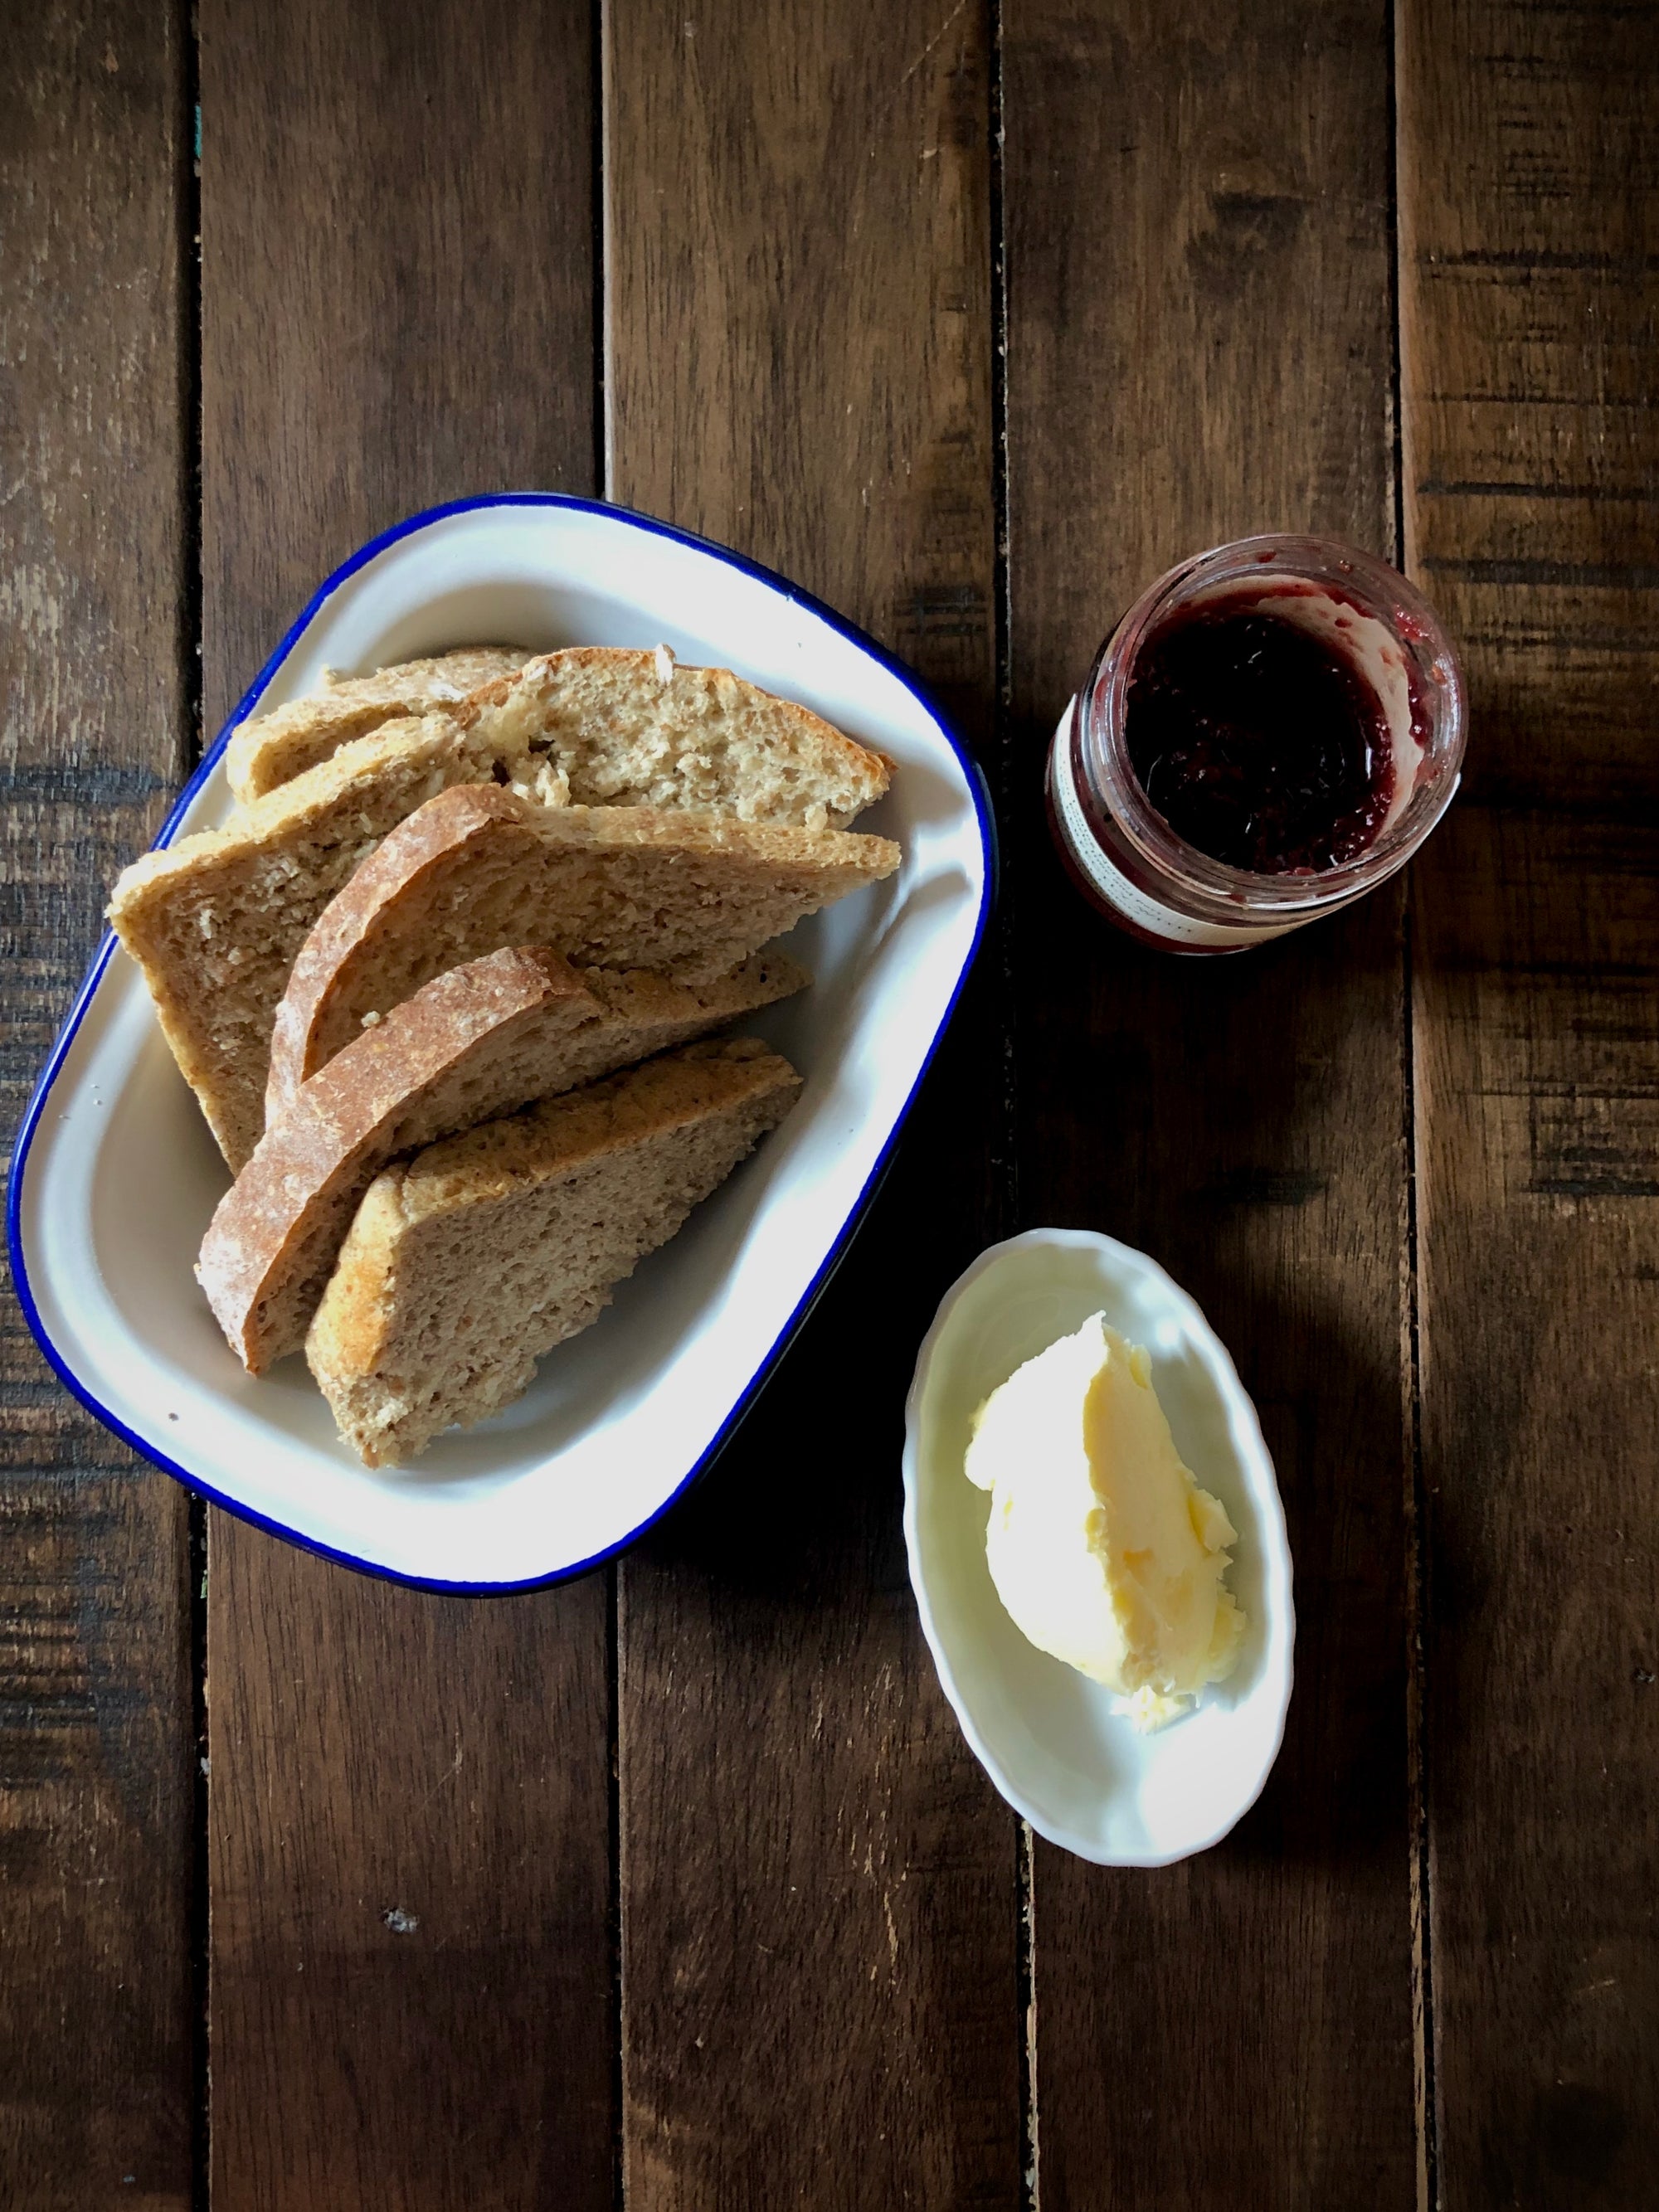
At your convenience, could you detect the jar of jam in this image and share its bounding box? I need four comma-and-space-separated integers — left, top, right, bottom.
1047, 534, 1467, 953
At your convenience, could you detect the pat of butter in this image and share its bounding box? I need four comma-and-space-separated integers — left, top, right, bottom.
965, 1312, 1245, 1728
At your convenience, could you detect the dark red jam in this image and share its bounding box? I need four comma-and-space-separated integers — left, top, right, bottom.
1123, 592, 1394, 873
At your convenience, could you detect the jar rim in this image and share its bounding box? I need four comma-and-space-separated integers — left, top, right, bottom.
1078, 533, 1467, 914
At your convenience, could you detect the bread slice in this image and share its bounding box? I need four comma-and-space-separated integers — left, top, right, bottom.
198, 945, 808, 1374
114, 657, 894, 1166
229, 644, 891, 829
459, 646, 891, 828
308, 1038, 801, 1466
224, 647, 533, 805
266, 783, 897, 1106
198, 948, 593, 1369
107, 712, 518, 1168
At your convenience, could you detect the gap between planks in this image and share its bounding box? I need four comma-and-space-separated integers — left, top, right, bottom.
985, 0, 1036, 2205
1386, 7, 1438, 2210
178, 0, 209, 2204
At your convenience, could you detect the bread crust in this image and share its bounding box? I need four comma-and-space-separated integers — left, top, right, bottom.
197, 948, 598, 1372
108, 711, 502, 1166
266, 783, 896, 1105
201, 943, 809, 1373
109, 650, 896, 1169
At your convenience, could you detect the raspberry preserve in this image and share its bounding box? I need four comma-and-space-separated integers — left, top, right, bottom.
1048, 536, 1467, 954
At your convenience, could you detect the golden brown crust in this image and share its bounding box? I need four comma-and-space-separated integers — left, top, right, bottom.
266, 783, 896, 1106
197, 947, 599, 1372
106, 712, 499, 1166
205, 941, 810, 1373
265, 785, 517, 1112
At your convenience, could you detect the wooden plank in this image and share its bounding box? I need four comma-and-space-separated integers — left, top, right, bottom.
0, 5, 197, 2205
1001, 3, 1418, 2205
197, 5, 615, 2204
1399, 3, 1659, 2201
606, 3, 1020, 2204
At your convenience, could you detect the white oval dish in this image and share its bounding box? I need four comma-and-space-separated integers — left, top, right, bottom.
9, 495, 993, 1592
902, 1228, 1294, 1866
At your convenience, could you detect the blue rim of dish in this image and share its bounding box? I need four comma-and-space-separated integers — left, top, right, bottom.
6, 490, 999, 1595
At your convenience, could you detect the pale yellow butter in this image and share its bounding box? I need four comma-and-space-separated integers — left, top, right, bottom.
965, 1312, 1245, 1729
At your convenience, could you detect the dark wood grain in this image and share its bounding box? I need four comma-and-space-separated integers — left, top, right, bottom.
1002, 3, 1418, 2205
0, 6, 197, 2205
1399, 4, 1659, 2202
11, 1, 1652, 2196
606, 3, 1020, 2204
197, 5, 615, 2204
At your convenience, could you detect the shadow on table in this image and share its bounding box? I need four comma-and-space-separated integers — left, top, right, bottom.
637, 1113, 1423, 1894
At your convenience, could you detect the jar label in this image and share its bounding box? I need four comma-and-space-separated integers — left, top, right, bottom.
1048, 710, 1295, 948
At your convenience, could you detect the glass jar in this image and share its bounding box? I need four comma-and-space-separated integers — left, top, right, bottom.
1046, 533, 1467, 954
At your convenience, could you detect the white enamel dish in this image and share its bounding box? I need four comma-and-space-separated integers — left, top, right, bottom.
903, 1229, 1294, 1865
9, 495, 993, 1592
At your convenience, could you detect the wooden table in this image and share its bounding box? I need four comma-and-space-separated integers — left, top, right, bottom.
3, 3, 1654, 2205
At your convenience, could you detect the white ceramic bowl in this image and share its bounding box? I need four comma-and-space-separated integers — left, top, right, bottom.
9, 495, 993, 1591
903, 1229, 1294, 1865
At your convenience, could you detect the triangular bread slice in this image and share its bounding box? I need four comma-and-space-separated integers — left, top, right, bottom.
108, 711, 516, 1169
458, 646, 891, 829
265, 783, 897, 1107
227, 644, 890, 828
224, 647, 533, 805
198, 945, 808, 1373
113, 686, 893, 1168
307, 1038, 801, 1466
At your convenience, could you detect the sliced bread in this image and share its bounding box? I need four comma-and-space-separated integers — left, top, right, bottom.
107, 711, 514, 1168
307, 1038, 801, 1466
459, 646, 890, 828
199, 948, 596, 1370
199, 944, 808, 1373
266, 783, 897, 1103
114, 664, 895, 1166
224, 647, 533, 805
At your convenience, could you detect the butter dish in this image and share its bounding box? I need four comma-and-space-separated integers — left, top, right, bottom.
9, 495, 992, 1590
902, 1228, 1294, 1865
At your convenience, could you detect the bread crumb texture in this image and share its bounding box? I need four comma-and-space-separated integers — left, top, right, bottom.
460, 647, 890, 830
108, 712, 506, 1166
224, 647, 533, 803
307, 1040, 800, 1465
